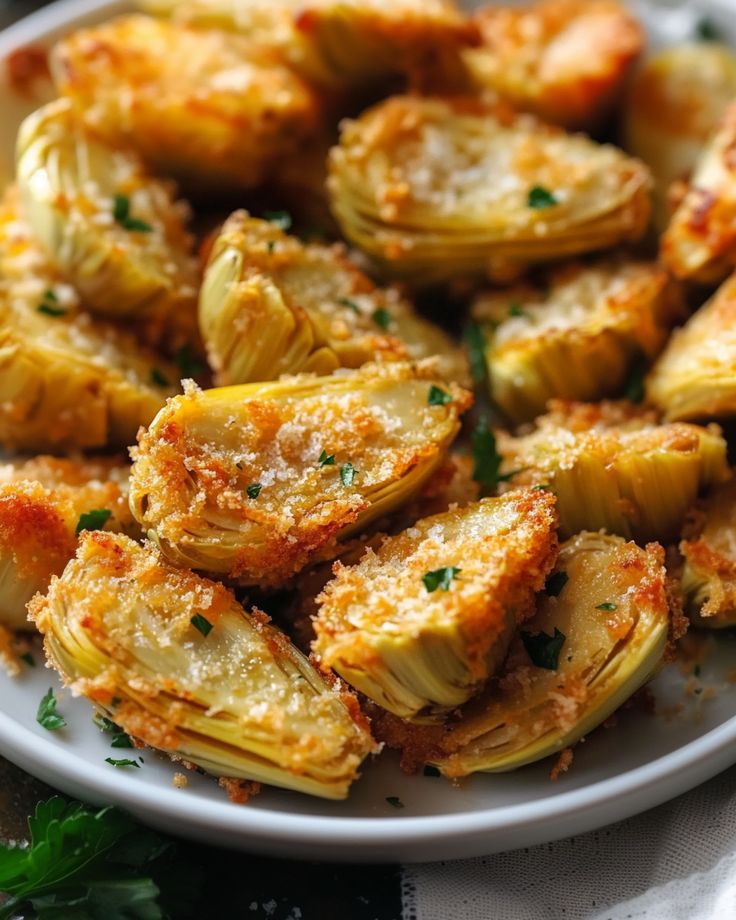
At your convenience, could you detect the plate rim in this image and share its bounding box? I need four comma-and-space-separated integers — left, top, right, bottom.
2, 0, 736, 862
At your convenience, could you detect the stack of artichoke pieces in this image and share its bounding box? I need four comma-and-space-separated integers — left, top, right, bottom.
129, 361, 471, 586
434, 532, 670, 776
681, 478, 736, 628
313, 489, 559, 722
661, 102, 736, 283
0, 187, 177, 451
465, 0, 644, 130
0, 456, 133, 631
327, 96, 651, 284
624, 43, 736, 231
647, 272, 736, 422
30, 532, 376, 800
473, 256, 681, 425
51, 15, 321, 191
199, 209, 468, 386
497, 401, 730, 542
15, 98, 198, 322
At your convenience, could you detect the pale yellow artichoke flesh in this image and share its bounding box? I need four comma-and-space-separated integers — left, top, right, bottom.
624, 42, 736, 230
199, 210, 469, 386
473, 257, 681, 425
16, 98, 198, 321
681, 478, 736, 628
30, 532, 376, 799
129, 362, 471, 586
0, 185, 177, 451
327, 95, 651, 284
647, 272, 736, 422
0, 455, 134, 631
498, 400, 730, 542
313, 489, 559, 721
435, 532, 670, 775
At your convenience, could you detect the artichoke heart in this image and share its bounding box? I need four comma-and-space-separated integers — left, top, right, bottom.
30, 532, 376, 799
497, 400, 729, 542
473, 257, 681, 425
0, 455, 134, 631
647, 272, 736, 422
312, 489, 559, 721
434, 532, 670, 775
624, 43, 736, 231
129, 362, 471, 585
662, 102, 736, 283
199, 210, 469, 386
681, 479, 736, 628
16, 98, 198, 321
327, 95, 651, 284
465, 0, 643, 129
0, 185, 177, 451
51, 15, 321, 191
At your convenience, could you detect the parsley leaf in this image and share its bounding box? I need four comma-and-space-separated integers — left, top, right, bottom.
521, 627, 566, 670
36, 688, 66, 732
423, 566, 461, 593
464, 322, 487, 384
372, 308, 391, 330
471, 417, 523, 493
528, 186, 558, 209
508, 302, 528, 318
37, 289, 66, 317
339, 297, 361, 314
340, 462, 357, 487
21, 652, 35, 667
545, 570, 569, 597
385, 796, 404, 809
596, 602, 617, 612
696, 17, 721, 41
427, 385, 452, 406
624, 359, 646, 403
263, 210, 292, 230
174, 343, 205, 378
246, 483, 262, 499
113, 194, 153, 233
76, 508, 112, 535
318, 449, 335, 467
105, 757, 141, 769
190, 613, 213, 637
149, 367, 169, 388
93, 713, 133, 749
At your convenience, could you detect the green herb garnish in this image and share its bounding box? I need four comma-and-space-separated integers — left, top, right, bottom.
150, 367, 170, 387
340, 462, 357, 487
113, 194, 153, 233
508, 302, 528, 318
339, 297, 361, 314
527, 186, 558, 209
93, 713, 133, 749
264, 210, 292, 230
75, 508, 112, 535
471, 417, 523, 493
423, 765, 441, 777
37, 289, 66, 317
372, 308, 391, 330
318, 449, 335, 467
596, 602, 618, 612
423, 566, 461, 593
545, 570, 569, 597
521, 627, 566, 670
427, 385, 452, 406
105, 757, 141, 769
246, 483, 262, 499
464, 322, 487, 384
385, 796, 404, 809
190, 613, 213, 637
696, 17, 721, 41
20, 652, 35, 667
36, 688, 66, 732
624, 359, 647, 403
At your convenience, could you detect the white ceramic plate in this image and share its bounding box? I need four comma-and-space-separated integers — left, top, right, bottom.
1, 0, 736, 864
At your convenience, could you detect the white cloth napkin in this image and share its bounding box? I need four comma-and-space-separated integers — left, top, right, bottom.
402, 765, 736, 920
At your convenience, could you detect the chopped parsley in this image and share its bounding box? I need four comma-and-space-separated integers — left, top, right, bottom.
113, 194, 153, 233
471, 417, 522, 493
464, 322, 487, 384
36, 688, 66, 732
340, 462, 357, 487
423, 765, 441, 777
175, 343, 205, 378
75, 508, 112, 535
372, 308, 391, 330
21, 652, 35, 667
37, 289, 66, 317
527, 186, 558, 209
190, 613, 213, 637
423, 566, 461, 593
93, 713, 133, 749
246, 482, 262, 499
150, 367, 170, 387
385, 796, 404, 809
318, 449, 335, 467
521, 627, 566, 670
624, 358, 647, 403
339, 297, 361, 314
696, 17, 721, 41
427, 385, 452, 406
263, 210, 292, 231
105, 757, 141, 769
532, 483, 552, 492
596, 602, 618, 612
508, 302, 528, 319
545, 570, 569, 597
